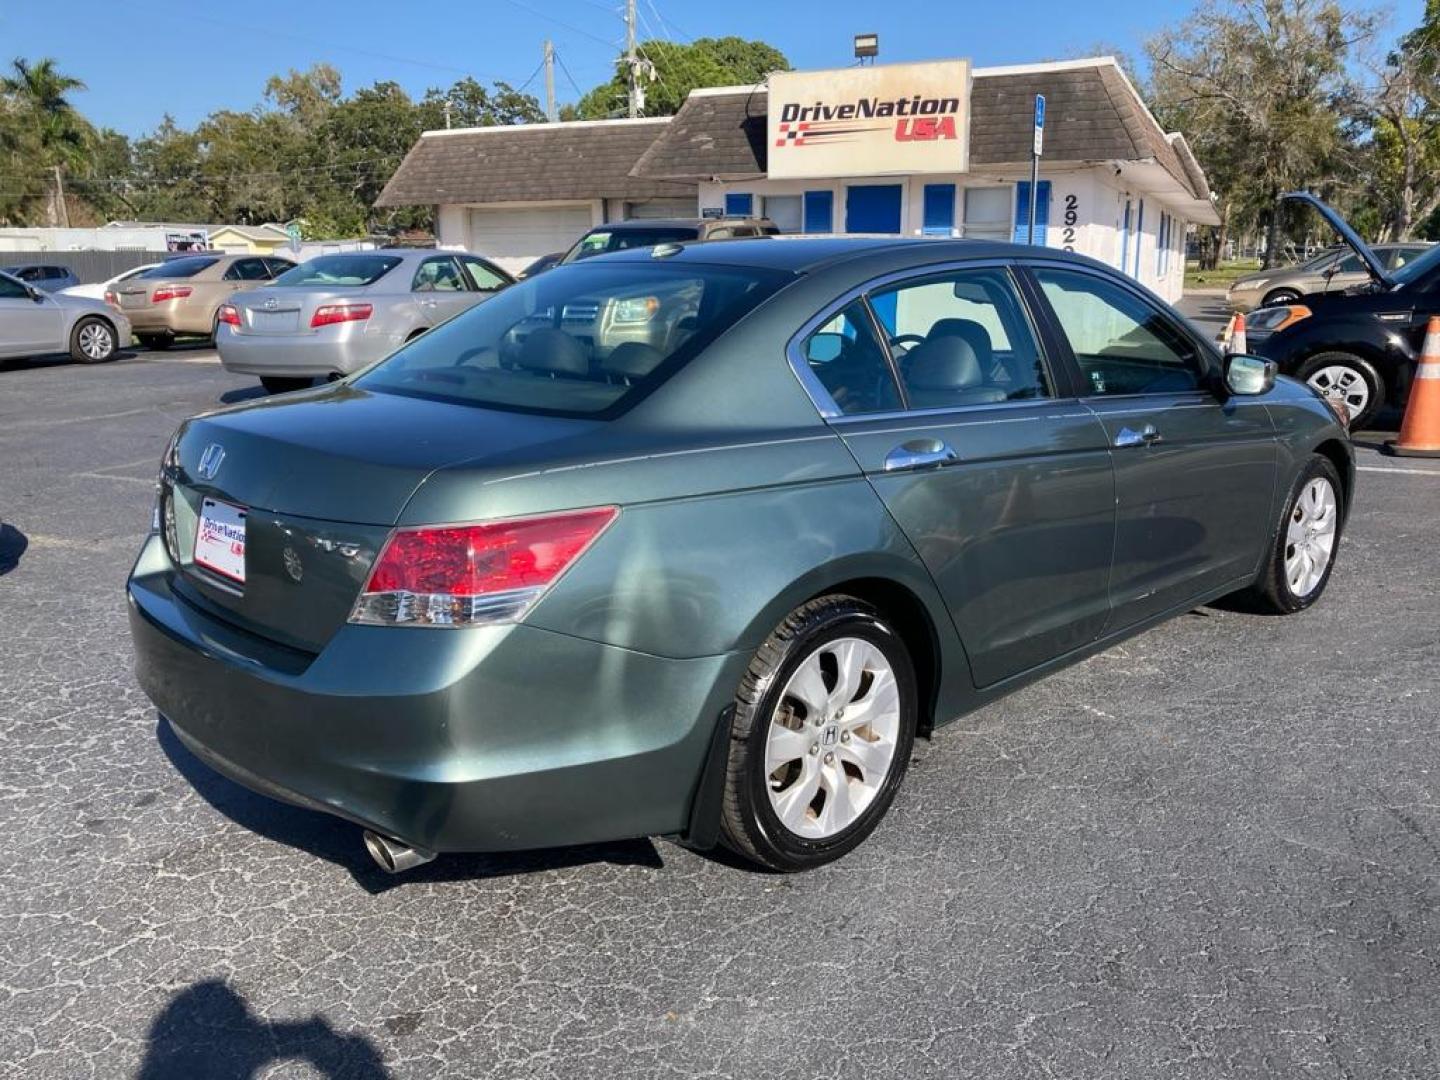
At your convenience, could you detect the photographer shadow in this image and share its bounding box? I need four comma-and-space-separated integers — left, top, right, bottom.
135, 979, 388, 1079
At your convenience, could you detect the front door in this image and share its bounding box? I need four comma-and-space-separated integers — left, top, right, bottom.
0, 274, 63, 355
1027, 264, 1276, 628
797, 264, 1117, 688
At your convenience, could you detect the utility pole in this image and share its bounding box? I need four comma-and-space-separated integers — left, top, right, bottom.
625, 0, 639, 118
544, 39, 557, 122
53, 165, 69, 229
443, 99, 452, 129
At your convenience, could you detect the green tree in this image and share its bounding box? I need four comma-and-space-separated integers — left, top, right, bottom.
577, 36, 788, 119
1147, 0, 1375, 267
1362, 0, 1440, 239
0, 57, 92, 225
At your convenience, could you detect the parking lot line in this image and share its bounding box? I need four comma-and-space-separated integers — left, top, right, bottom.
1357, 464, 1440, 477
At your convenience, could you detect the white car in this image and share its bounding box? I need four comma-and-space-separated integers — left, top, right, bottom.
59, 262, 161, 302
0, 270, 132, 363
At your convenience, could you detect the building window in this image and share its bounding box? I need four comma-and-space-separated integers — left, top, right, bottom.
1120, 199, 1132, 272
922, 184, 956, 236
804, 190, 834, 233
763, 194, 803, 233
961, 187, 1011, 241
724, 192, 754, 217
1133, 199, 1145, 278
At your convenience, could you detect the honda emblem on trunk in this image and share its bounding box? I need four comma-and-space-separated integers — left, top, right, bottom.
263, 297, 279, 310
197, 444, 225, 481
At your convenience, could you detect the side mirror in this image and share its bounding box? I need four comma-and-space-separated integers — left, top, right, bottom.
1224, 353, 1277, 396
27, 286, 45, 303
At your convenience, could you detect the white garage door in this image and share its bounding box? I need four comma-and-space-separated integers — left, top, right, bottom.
467, 205, 594, 275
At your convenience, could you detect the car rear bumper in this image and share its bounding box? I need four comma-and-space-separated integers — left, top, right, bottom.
217, 328, 399, 377
126, 534, 743, 853
125, 304, 210, 335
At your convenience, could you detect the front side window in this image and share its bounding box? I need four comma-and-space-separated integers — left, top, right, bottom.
0, 273, 29, 299
1034, 267, 1203, 396
870, 268, 1050, 407
356, 262, 791, 418
274, 255, 400, 287
799, 300, 899, 416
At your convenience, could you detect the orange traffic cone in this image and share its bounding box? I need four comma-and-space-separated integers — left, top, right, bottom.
1228, 312, 1247, 355
1384, 316, 1440, 457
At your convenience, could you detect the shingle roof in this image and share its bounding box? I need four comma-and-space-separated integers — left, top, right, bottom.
375, 118, 694, 207
631, 60, 1211, 202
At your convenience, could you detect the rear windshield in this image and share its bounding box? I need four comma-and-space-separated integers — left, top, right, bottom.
355, 261, 792, 418
562, 227, 700, 264
142, 256, 218, 279
274, 254, 402, 287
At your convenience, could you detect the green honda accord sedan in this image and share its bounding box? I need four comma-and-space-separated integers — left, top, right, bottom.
127, 237, 1353, 873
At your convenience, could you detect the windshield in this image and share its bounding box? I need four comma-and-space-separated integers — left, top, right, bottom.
355, 261, 792, 418
142, 256, 218, 279
1390, 243, 1440, 288
561, 227, 700, 264
274, 254, 401, 287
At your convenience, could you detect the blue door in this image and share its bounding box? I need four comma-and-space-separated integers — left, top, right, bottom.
845, 184, 903, 234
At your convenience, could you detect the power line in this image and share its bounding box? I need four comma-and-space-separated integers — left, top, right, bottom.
554, 50, 588, 101
496, 0, 619, 49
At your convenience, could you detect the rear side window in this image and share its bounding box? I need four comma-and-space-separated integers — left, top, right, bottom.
870, 268, 1050, 406
356, 262, 791, 418
223, 258, 271, 281
411, 257, 466, 292
273, 255, 401, 287
143, 257, 219, 279
800, 301, 899, 415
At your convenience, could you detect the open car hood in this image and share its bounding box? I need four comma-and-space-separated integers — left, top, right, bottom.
1280, 191, 1393, 290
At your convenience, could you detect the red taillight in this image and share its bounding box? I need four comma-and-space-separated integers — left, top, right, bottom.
311, 303, 372, 328
104, 289, 118, 307
151, 285, 192, 303
217, 304, 241, 327
351, 507, 619, 627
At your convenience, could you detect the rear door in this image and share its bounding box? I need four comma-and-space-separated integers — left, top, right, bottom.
1026, 263, 1276, 628
411, 255, 473, 324
797, 261, 1118, 688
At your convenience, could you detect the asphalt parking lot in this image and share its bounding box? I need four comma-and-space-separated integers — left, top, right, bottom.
2, 345, 1438, 1079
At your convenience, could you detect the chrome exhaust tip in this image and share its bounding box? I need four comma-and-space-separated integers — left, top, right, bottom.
363, 830, 436, 874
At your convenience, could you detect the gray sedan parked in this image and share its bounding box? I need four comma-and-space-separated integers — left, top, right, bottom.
216, 250, 514, 393
0, 269, 132, 363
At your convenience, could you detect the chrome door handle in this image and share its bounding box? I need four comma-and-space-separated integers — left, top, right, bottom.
1114, 423, 1161, 448
419, 298, 439, 308
883, 439, 959, 472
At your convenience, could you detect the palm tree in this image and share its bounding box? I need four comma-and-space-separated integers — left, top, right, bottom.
1, 57, 91, 224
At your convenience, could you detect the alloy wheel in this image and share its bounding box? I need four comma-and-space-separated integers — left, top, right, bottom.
78, 323, 112, 360
1285, 477, 1338, 597
1306, 365, 1369, 422
765, 637, 902, 839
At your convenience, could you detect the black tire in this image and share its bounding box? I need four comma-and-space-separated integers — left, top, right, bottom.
1260, 288, 1302, 307
1242, 454, 1345, 614
69, 316, 118, 364
1296, 352, 1384, 430
719, 595, 918, 872
136, 333, 172, 351
260, 376, 312, 394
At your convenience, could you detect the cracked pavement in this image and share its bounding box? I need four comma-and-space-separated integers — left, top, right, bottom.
1, 347, 1437, 1078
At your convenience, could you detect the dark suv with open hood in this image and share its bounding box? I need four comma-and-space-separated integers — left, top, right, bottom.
1247, 192, 1440, 429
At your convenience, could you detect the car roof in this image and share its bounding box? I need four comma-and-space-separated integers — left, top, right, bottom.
589, 235, 1099, 275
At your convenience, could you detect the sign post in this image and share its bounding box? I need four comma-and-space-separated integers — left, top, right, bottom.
286, 222, 302, 254
1028, 94, 1045, 245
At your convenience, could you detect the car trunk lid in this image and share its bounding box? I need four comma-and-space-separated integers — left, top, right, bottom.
233, 285, 371, 335
164, 383, 602, 651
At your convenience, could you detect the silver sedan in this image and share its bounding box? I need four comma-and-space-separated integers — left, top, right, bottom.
216, 250, 514, 393
0, 270, 132, 363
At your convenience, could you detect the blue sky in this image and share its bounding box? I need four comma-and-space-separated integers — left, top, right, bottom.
1, 0, 1424, 137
